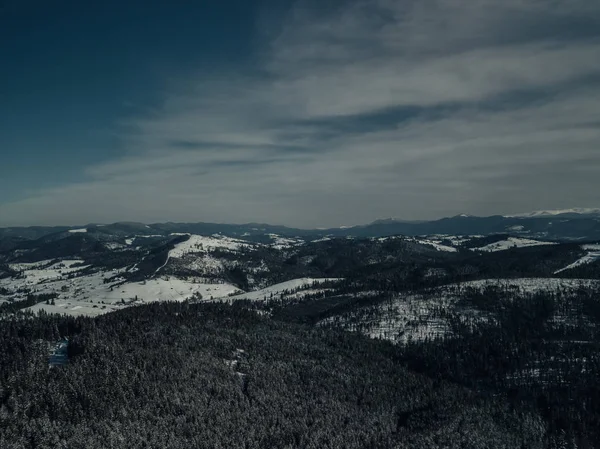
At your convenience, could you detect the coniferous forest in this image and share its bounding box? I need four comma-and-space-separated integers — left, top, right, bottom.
0, 302, 550, 449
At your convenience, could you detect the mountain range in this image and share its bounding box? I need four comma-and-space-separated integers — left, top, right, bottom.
2, 209, 600, 243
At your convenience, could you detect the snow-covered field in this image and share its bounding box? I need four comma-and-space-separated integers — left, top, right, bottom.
474, 237, 557, 252
0, 256, 242, 317
267, 234, 304, 249
413, 239, 458, 253
1, 248, 341, 317
5, 260, 91, 288
213, 278, 342, 303
27, 301, 124, 317
20, 276, 242, 317
378, 236, 459, 252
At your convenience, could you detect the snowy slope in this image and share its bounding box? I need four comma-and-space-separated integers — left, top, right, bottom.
506, 208, 600, 218
267, 234, 304, 249
474, 237, 556, 252
6, 260, 90, 285
1, 255, 242, 317
414, 239, 458, 253
320, 277, 600, 344
19, 276, 241, 317
320, 292, 455, 344
168, 234, 252, 258
554, 244, 600, 274
213, 278, 342, 302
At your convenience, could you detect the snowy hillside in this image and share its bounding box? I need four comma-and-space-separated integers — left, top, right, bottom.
474, 237, 556, 252
506, 208, 600, 218
554, 244, 600, 274
321, 278, 600, 344
215, 278, 342, 303
168, 234, 253, 258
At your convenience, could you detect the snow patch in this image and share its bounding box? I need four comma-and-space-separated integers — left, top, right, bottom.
215, 278, 342, 302
474, 237, 556, 252
415, 239, 458, 253
506, 208, 600, 218
169, 234, 252, 259
554, 245, 600, 274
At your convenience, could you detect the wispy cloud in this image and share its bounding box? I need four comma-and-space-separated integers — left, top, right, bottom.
2, 0, 600, 227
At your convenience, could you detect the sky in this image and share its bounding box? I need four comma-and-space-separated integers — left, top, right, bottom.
1, 0, 599, 228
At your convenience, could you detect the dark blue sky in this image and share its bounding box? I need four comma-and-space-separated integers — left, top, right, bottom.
1, 0, 599, 227
1, 0, 259, 198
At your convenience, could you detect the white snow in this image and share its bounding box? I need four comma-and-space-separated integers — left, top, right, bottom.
268, 234, 303, 249
441, 236, 475, 246
320, 292, 455, 344
68, 228, 88, 233
402, 237, 458, 252
319, 277, 600, 345
152, 255, 170, 276
311, 237, 333, 243
474, 237, 556, 252
95, 277, 240, 303
6, 260, 89, 285
103, 242, 126, 250
554, 244, 600, 274
28, 301, 123, 317
582, 244, 600, 251
1, 257, 241, 317
506, 208, 600, 218
214, 278, 342, 302
451, 277, 600, 293
415, 239, 458, 252
18, 275, 241, 317
168, 234, 252, 259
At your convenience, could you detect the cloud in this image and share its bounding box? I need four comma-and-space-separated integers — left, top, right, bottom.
2, 0, 600, 227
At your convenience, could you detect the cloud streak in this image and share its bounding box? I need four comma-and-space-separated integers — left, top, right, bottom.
2, 0, 600, 227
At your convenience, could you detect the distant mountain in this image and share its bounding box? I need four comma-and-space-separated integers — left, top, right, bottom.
505, 208, 600, 218
2, 209, 600, 243
369, 218, 425, 225
331, 214, 600, 241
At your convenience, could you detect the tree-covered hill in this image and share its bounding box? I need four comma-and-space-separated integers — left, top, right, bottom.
0, 303, 546, 449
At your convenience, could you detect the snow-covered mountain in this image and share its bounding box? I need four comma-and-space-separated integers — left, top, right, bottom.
505, 208, 600, 218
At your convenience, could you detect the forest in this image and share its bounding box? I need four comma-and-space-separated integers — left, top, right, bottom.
1, 302, 550, 449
